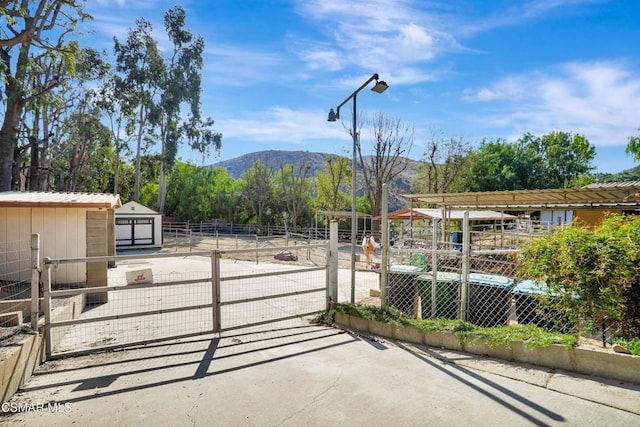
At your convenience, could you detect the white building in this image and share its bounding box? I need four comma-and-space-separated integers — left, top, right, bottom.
115, 201, 163, 249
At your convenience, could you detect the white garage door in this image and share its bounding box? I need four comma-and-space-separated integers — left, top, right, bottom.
116, 217, 155, 247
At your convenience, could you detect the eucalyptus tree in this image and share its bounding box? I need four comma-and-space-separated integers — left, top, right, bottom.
95, 66, 134, 196
0, 0, 88, 190
114, 6, 221, 211
153, 5, 221, 214
30, 47, 112, 192
113, 17, 164, 202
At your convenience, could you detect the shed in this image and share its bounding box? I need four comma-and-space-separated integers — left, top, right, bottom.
115, 201, 163, 249
0, 191, 121, 303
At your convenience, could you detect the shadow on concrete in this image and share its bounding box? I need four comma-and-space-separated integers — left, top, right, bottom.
396, 342, 564, 426
15, 326, 356, 406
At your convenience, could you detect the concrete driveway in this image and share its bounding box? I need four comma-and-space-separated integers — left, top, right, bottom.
2, 320, 639, 426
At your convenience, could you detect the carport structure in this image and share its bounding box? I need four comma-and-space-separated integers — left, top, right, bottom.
395, 183, 640, 249
403, 182, 640, 212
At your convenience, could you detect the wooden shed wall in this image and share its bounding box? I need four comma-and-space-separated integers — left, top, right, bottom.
0, 207, 88, 284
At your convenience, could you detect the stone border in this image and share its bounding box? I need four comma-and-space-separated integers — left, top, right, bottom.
334, 312, 640, 384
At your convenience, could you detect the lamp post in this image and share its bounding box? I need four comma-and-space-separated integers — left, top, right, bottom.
328, 73, 388, 303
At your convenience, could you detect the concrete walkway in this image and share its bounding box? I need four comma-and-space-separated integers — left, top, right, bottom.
2, 320, 639, 426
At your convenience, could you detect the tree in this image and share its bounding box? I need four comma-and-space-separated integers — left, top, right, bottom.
357, 112, 414, 231
53, 102, 112, 191
411, 130, 469, 194
113, 17, 164, 202
0, 0, 87, 190
114, 6, 221, 211
459, 138, 527, 191
625, 129, 640, 163
538, 131, 595, 188
154, 6, 221, 214
239, 161, 274, 227
313, 154, 351, 215
164, 162, 240, 222
275, 163, 313, 228
460, 132, 595, 191
95, 57, 134, 196
42, 48, 113, 192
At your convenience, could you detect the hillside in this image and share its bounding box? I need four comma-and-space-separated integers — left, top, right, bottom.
211, 150, 422, 211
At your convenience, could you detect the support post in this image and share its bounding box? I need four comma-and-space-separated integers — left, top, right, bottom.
211, 251, 221, 333
328, 220, 339, 306
430, 220, 439, 318
460, 211, 471, 321
350, 94, 358, 304
30, 234, 40, 330
380, 183, 389, 309
43, 262, 52, 360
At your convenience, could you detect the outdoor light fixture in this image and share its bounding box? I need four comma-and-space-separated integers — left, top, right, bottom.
327, 73, 388, 304
371, 79, 389, 94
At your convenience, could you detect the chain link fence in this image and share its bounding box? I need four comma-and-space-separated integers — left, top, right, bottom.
383, 219, 579, 336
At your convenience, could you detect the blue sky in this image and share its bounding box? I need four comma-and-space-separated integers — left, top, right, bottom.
84, 0, 640, 174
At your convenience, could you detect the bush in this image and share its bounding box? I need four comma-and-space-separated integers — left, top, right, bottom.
519, 214, 640, 340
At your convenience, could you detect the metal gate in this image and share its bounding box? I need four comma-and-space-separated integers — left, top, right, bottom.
43, 243, 331, 359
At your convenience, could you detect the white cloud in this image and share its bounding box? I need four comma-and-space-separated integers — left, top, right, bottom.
462, 61, 640, 146
294, 0, 455, 81
218, 107, 348, 144
203, 45, 287, 86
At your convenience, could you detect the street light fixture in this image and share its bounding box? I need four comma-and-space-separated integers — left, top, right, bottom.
327, 73, 388, 304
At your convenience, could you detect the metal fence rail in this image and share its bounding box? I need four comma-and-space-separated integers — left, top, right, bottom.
43, 242, 331, 359
43, 251, 217, 358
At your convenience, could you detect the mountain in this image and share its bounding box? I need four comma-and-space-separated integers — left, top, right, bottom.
211, 150, 333, 179
211, 150, 422, 211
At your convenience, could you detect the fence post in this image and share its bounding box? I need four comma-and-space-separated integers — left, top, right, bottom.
459, 211, 471, 321
430, 220, 439, 319
30, 234, 40, 330
43, 261, 52, 360
211, 251, 221, 333
328, 221, 338, 306
380, 183, 389, 309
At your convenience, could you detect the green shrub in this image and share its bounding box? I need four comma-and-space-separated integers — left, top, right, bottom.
519, 214, 640, 340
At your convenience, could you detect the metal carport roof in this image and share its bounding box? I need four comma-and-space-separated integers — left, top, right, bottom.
380, 208, 518, 221
402, 182, 640, 209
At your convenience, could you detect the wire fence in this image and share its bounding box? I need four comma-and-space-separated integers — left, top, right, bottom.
43, 242, 331, 359
383, 221, 617, 343
0, 239, 33, 332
